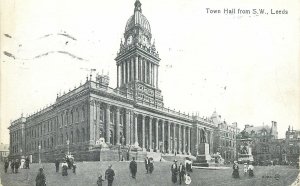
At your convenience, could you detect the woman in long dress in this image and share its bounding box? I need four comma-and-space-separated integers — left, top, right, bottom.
62, 160, 68, 176
171, 160, 178, 183
232, 161, 240, 178
35, 168, 46, 186
248, 163, 254, 177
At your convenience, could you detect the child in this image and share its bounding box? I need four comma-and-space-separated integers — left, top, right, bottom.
185, 173, 192, 185
97, 174, 105, 186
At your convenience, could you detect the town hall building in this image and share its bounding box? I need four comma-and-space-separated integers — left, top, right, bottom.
9, 0, 221, 162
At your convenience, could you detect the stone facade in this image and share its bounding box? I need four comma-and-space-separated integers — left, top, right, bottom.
212, 111, 240, 162
8, 1, 220, 162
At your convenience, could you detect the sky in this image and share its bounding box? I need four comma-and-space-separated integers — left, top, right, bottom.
1, 0, 299, 144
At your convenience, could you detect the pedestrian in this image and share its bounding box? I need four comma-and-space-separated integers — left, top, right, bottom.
144, 157, 149, 173
105, 164, 115, 186
171, 160, 178, 184
184, 158, 192, 172
25, 156, 30, 169
129, 157, 137, 179
62, 160, 68, 176
15, 159, 20, 173
72, 162, 76, 174
10, 160, 15, 173
178, 162, 185, 184
243, 163, 248, 176
4, 159, 9, 173
248, 162, 254, 177
149, 157, 154, 174
232, 161, 240, 178
35, 167, 46, 186
55, 159, 60, 172
97, 174, 105, 186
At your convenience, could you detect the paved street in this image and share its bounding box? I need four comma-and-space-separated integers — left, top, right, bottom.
0, 161, 299, 186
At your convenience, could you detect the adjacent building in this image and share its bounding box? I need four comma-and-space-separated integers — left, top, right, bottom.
0, 143, 9, 161
212, 111, 240, 162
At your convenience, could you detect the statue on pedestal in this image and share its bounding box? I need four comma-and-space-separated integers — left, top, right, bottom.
200, 128, 207, 143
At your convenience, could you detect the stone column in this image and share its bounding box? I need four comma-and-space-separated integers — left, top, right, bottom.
155, 118, 159, 151
141, 59, 144, 82
183, 126, 186, 154
126, 110, 130, 145
135, 56, 138, 80
156, 65, 158, 88
117, 65, 119, 87
105, 104, 110, 144
134, 113, 139, 147
150, 63, 152, 85
173, 123, 176, 153
167, 121, 171, 153
149, 117, 153, 151
142, 114, 145, 150
89, 100, 95, 144
162, 120, 165, 153
187, 127, 191, 154
122, 62, 125, 85
116, 107, 120, 145
131, 58, 134, 81
127, 60, 130, 83
178, 124, 181, 154
130, 111, 134, 145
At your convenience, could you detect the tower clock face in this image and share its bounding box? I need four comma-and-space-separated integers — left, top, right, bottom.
127, 35, 133, 45
142, 35, 148, 45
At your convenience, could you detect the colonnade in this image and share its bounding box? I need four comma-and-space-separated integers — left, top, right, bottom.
89, 100, 192, 154
117, 55, 159, 88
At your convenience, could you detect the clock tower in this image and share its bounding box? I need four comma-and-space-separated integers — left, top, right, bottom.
115, 0, 163, 107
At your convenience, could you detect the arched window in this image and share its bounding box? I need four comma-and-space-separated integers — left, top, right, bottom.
71, 110, 74, 124
61, 134, 63, 145
76, 129, 80, 143
75, 108, 79, 122
82, 106, 86, 121
71, 131, 73, 143
82, 128, 85, 142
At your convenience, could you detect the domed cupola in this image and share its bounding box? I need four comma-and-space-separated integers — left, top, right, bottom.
124, 0, 152, 44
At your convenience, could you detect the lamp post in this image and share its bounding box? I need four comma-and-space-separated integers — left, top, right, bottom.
66, 140, 70, 155
38, 145, 41, 164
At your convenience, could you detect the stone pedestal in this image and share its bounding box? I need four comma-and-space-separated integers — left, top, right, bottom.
193, 143, 211, 167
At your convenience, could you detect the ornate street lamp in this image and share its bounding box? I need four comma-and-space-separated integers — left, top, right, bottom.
38, 145, 41, 164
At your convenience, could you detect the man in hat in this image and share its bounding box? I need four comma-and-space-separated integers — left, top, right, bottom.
105, 164, 115, 186
144, 157, 149, 173
55, 159, 60, 172
171, 160, 178, 183
129, 157, 137, 179
178, 162, 185, 184
4, 159, 9, 173
35, 167, 46, 186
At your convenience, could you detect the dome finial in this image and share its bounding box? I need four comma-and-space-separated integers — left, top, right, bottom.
134, 0, 142, 13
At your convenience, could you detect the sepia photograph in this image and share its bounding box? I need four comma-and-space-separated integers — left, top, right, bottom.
0, 0, 299, 185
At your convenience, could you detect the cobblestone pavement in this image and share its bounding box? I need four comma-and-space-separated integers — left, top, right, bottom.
0, 161, 299, 186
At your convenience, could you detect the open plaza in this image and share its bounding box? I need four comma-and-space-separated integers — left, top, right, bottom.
0, 161, 299, 186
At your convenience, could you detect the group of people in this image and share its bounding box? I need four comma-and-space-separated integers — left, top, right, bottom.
54, 158, 77, 176
144, 157, 154, 174
97, 164, 115, 186
3, 159, 21, 174
171, 160, 192, 185
232, 161, 255, 178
